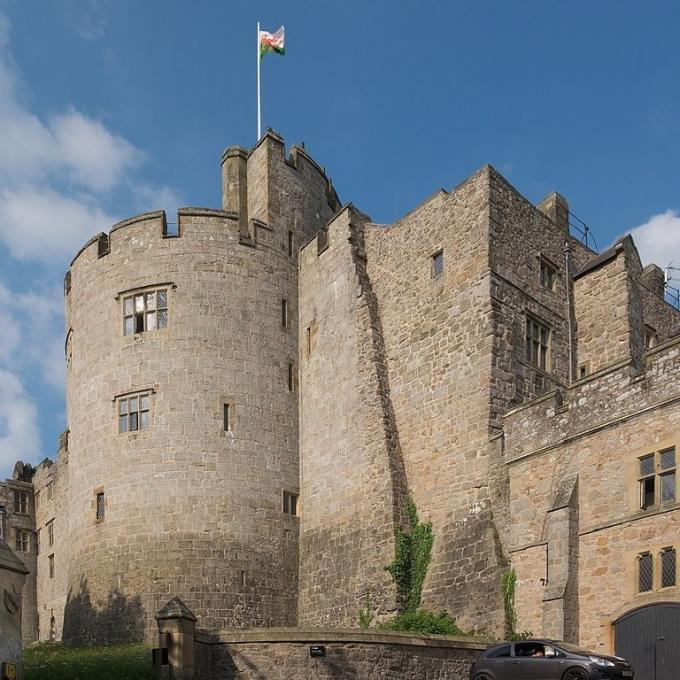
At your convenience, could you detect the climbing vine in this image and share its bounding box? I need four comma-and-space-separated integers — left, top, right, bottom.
502, 568, 532, 640
358, 590, 373, 629
385, 498, 434, 613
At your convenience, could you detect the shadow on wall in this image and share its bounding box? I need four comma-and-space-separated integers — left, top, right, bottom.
62, 576, 145, 646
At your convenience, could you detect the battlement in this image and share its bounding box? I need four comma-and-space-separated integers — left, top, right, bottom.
67, 131, 341, 287
503, 332, 680, 463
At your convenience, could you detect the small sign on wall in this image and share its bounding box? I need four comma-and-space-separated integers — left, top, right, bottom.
1, 662, 17, 680
309, 644, 326, 657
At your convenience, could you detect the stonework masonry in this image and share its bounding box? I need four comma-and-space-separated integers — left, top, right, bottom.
8, 131, 680, 660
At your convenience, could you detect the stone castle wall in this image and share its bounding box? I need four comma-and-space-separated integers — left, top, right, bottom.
44, 133, 339, 643
0, 477, 37, 643
505, 332, 680, 650
18, 132, 680, 654
33, 436, 70, 642
194, 628, 486, 680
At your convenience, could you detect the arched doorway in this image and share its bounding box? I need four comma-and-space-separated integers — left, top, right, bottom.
614, 603, 680, 680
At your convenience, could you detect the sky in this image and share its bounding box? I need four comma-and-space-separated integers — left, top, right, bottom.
0, 0, 679, 478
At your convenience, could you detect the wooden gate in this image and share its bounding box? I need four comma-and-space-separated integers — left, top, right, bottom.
615, 603, 680, 680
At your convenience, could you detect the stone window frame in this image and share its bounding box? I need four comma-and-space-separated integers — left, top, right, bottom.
13, 490, 28, 514
431, 249, 444, 279
94, 487, 105, 522
218, 396, 236, 437
287, 362, 296, 393
538, 255, 558, 292
282, 490, 299, 516
660, 547, 677, 589
36, 528, 40, 555
633, 547, 678, 594
46, 519, 54, 547
525, 313, 551, 372
116, 390, 154, 434
637, 552, 653, 593
14, 528, 30, 553
48, 554, 54, 579
281, 298, 288, 329
637, 447, 676, 511
65, 328, 73, 368
115, 282, 176, 338
645, 325, 658, 350
223, 403, 231, 432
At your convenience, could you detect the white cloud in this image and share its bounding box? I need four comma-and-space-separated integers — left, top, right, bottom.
0, 7, 174, 267
628, 210, 680, 269
0, 280, 65, 392
0, 187, 115, 262
50, 109, 142, 192
0, 370, 41, 471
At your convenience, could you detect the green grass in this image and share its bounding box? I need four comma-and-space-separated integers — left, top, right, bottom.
25, 642, 153, 680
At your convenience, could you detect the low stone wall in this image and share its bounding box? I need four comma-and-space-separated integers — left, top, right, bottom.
193, 628, 487, 680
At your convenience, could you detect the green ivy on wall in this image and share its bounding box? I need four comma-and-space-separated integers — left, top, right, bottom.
385, 498, 433, 613
502, 568, 533, 640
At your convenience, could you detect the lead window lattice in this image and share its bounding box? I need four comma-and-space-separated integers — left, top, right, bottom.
118, 394, 151, 433
123, 289, 168, 336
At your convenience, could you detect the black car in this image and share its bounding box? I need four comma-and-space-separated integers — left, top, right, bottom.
470, 639, 634, 680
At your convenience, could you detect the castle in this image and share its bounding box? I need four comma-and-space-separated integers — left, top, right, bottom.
2, 131, 679, 670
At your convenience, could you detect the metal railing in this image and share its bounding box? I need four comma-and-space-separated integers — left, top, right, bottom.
568, 212, 599, 253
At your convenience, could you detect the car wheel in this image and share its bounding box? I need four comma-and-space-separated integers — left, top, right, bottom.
473, 674, 492, 680
562, 668, 588, 680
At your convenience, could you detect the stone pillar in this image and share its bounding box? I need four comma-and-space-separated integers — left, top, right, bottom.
537, 192, 569, 234
221, 146, 249, 239
641, 264, 665, 299
155, 598, 196, 680
0, 539, 29, 680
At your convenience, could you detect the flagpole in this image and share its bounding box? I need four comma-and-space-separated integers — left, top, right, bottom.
256, 21, 261, 140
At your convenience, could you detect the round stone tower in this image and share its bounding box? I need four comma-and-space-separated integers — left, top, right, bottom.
61, 132, 340, 642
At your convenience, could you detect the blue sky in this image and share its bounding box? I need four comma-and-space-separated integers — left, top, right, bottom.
0, 0, 679, 477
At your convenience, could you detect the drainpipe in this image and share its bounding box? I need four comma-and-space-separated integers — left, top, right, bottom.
564, 240, 574, 383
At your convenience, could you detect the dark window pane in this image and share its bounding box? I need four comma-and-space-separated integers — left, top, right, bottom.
639, 455, 655, 477
432, 251, 444, 277
661, 472, 676, 503
140, 411, 149, 430
124, 298, 134, 316
639, 554, 653, 592
641, 477, 655, 509
661, 448, 676, 470
488, 645, 511, 658
129, 412, 138, 431
662, 549, 676, 588
96, 493, 105, 520
119, 415, 128, 433
119, 400, 128, 415
157, 290, 167, 308
157, 309, 168, 328
124, 317, 134, 336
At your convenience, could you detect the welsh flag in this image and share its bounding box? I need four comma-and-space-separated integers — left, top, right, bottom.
260, 26, 285, 58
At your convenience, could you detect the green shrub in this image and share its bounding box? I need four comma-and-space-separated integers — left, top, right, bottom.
378, 609, 464, 636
